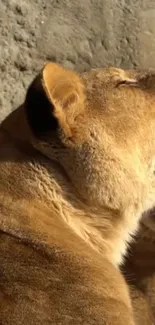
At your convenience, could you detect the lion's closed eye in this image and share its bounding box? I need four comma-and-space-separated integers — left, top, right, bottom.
116, 79, 139, 88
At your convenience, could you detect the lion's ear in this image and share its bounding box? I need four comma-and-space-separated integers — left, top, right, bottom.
25, 62, 84, 137
42, 62, 83, 111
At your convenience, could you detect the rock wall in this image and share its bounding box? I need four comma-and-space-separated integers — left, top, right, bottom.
0, 0, 155, 121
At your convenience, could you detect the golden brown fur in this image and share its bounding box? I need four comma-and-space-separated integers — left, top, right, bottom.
123, 213, 155, 325
1, 63, 155, 324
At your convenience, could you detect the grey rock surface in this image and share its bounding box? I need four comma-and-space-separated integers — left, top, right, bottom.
0, 0, 155, 121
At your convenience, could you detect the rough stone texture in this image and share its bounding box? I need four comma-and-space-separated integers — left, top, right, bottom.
1, 0, 155, 121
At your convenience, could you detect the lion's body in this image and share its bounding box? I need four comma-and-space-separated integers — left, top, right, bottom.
0, 110, 133, 325
0, 122, 132, 325
1, 63, 155, 324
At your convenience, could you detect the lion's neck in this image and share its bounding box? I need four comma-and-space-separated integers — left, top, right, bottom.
27, 159, 140, 267
82, 211, 139, 266
63, 205, 139, 266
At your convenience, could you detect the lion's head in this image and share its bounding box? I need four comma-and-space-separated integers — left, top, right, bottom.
24, 63, 155, 218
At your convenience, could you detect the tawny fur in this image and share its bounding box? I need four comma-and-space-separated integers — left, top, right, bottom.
1, 63, 155, 324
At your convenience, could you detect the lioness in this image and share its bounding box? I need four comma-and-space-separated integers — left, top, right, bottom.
0, 63, 155, 324
123, 212, 155, 325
